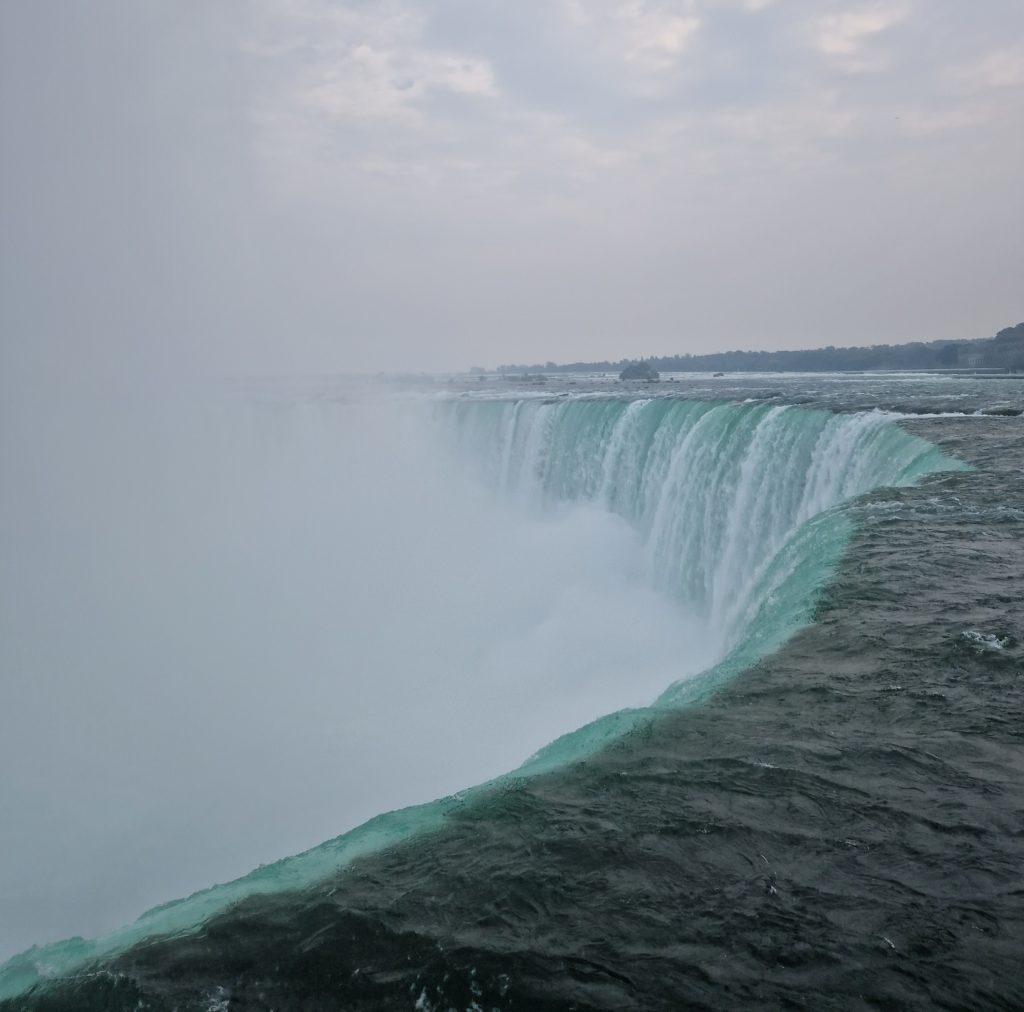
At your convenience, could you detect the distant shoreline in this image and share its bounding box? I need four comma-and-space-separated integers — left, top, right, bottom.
494, 322, 1024, 376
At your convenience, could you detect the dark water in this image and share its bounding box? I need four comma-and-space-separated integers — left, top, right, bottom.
7, 377, 1024, 1011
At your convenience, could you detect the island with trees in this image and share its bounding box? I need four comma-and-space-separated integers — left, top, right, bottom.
618, 360, 660, 381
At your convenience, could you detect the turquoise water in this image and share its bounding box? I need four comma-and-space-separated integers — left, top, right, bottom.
0, 396, 962, 1002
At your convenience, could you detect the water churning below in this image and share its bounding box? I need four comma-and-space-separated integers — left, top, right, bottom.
0, 394, 962, 1003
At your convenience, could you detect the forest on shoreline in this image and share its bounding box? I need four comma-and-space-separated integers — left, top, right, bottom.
496, 321, 1024, 375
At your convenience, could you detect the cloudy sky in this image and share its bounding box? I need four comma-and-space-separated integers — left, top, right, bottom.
2, 0, 1022, 374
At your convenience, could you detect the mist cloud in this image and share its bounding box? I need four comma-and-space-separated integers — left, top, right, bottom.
0, 388, 708, 957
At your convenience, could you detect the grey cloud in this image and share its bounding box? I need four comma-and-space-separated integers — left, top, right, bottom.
2, 0, 1022, 377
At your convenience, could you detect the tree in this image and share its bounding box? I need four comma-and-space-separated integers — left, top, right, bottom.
619, 360, 660, 381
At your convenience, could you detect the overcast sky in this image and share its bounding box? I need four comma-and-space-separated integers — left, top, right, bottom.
2, 0, 1022, 374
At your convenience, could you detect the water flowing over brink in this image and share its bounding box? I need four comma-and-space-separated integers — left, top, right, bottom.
443, 397, 959, 704
0, 397, 961, 1003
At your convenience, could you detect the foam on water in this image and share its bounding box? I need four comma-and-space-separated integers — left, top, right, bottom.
961, 630, 1010, 651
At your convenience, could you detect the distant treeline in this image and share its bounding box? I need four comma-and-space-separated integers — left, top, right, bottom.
496, 322, 1024, 375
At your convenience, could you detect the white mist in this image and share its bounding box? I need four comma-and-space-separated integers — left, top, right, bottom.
0, 382, 710, 960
